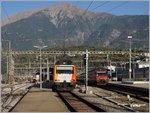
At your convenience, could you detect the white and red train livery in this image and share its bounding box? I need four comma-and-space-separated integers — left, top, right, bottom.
52, 65, 76, 91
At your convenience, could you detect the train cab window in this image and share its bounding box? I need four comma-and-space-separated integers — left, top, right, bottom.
56, 66, 74, 74
97, 72, 107, 76
56, 70, 74, 74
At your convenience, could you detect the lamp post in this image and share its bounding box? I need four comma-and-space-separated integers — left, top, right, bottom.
2, 40, 11, 83
45, 58, 49, 81
85, 49, 88, 94
3, 40, 14, 92
128, 36, 132, 80
34, 45, 47, 89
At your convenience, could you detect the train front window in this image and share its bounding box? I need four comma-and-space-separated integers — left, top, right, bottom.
56, 70, 73, 74
97, 72, 107, 76
56, 66, 74, 74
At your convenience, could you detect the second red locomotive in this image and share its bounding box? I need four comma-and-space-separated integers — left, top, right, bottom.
77, 69, 109, 85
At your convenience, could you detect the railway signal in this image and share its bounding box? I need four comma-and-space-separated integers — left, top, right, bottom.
33, 45, 47, 89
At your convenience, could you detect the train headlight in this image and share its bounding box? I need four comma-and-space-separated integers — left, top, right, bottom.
71, 79, 76, 82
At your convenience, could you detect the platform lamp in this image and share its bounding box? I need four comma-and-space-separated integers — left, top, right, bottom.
128, 36, 132, 80
34, 45, 47, 89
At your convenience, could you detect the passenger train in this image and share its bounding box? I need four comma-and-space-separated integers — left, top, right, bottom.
52, 64, 76, 91
33, 73, 40, 83
116, 67, 149, 81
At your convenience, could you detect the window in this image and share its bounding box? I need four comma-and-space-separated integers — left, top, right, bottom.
56, 70, 74, 74
97, 72, 107, 76
56, 66, 74, 74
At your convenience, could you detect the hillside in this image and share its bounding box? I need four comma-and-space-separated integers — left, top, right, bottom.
2, 4, 149, 50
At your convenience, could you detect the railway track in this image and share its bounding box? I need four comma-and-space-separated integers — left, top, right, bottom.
98, 84, 149, 103
57, 91, 106, 112
1, 83, 33, 112
74, 85, 149, 112
93, 93, 137, 112
77, 80, 149, 102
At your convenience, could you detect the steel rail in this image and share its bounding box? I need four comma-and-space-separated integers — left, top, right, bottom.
57, 91, 106, 112
98, 84, 149, 103
1, 83, 33, 111
94, 93, 137, 112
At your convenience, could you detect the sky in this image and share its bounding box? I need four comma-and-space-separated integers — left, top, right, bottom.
1, 1, 149, 18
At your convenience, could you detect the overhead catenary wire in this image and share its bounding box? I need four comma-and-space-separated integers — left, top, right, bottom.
105, 2, 147, 43
1, 4, 12, 49
142, 8, 149, 15
2, 4, 15, 89
2, 4, 27, 49
106, 2, 129, 13
89, 1, 130, 47
1, 4, 12, 24
60, 1, 95, 51
2, 4, 13, 37
90, 1, 127, 24
83, 0, 94, 15
92, 1, 110, 11
91, 1, 129, 14
65, 0, 95, 38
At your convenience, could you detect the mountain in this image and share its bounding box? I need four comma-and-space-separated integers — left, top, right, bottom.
1, 4, 149, 50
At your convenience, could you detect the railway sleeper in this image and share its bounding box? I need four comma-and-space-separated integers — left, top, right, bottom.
58, 92, 106, 112
94, 93, 138, 112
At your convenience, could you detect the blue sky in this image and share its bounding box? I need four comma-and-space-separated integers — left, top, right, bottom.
1, 1, 149, 18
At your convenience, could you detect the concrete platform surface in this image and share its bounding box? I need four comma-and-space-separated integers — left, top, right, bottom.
122, 81, 149, 84
12, 87, 69, 112
109, 81, 149, 89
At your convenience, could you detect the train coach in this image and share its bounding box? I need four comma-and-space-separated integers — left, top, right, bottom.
52, 64, 76, 91
33, 73, 40, 83
117, 67, 149, 81
77, 69, 109, 85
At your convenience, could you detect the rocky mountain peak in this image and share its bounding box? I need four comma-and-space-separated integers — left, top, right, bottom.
2, 4, 111, 26
46, 3, 89, 17
51, 3, 75, 10
1, 4, 149, 50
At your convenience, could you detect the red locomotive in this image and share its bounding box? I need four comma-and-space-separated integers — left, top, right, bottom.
77, 69, 109, 85
96, 69, 109, 85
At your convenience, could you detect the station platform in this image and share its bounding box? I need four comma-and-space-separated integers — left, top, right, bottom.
108, 81, 149, 89
11, 83, 69, 112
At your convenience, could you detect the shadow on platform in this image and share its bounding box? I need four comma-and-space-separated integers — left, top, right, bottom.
30, 81, 53, 92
